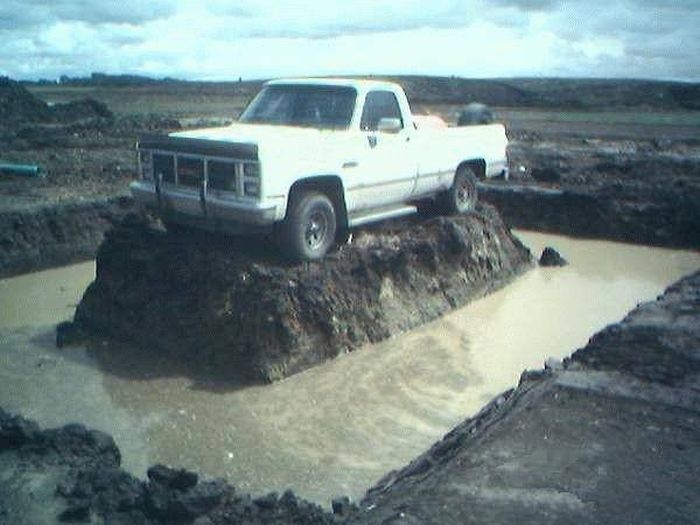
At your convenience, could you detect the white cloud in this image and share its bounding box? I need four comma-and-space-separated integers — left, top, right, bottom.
0, 0, 698, 81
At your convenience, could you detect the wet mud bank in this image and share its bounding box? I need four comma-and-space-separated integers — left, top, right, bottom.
0, 196, 133, 278
350, 270, 700, 524
0, 409, 335, 524
480, 182, 700, 249
71, 204, 532, 382
481, 135, 700, 249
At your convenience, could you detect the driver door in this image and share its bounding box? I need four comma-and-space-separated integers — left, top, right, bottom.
345, 90, 416, 211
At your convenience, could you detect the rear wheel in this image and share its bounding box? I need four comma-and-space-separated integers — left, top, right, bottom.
442, 166, 478, 214
280, 191, 336, 261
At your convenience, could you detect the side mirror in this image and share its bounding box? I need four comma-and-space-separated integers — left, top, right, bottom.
377, 117, 402, 134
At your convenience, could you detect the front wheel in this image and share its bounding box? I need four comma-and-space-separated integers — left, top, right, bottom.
442, 166, 478, 214
280, 191, 337, 261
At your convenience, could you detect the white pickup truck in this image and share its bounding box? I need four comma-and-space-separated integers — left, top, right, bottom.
131, 78, 508, 260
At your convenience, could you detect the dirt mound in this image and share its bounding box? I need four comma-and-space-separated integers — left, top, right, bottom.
71, 205, 532, 383
0, 77, 51, 122
0, 77, 114, 127
51, 97, 114, 122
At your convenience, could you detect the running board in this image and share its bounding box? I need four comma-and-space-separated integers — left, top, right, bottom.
348, 204, 417, 228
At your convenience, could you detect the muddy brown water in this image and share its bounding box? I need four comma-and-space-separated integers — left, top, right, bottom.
1, 231, 699, 507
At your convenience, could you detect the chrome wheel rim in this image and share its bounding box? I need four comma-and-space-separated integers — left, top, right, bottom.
305, 211, 328, 250
456, 178, 475, 209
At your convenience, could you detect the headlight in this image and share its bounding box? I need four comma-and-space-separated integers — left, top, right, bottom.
243, 162, 260, 196
244, 180, 260, 197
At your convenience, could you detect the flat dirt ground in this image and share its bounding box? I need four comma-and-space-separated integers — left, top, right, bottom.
1, 79, 698, 214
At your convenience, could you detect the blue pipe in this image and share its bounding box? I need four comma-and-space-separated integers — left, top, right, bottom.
0, 162, 43, 177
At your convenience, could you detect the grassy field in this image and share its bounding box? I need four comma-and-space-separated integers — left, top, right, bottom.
28, 83, 700, 133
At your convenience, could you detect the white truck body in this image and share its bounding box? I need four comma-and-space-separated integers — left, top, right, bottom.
131, 78, 508, 258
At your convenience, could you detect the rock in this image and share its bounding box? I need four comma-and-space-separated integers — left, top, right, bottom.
0, 408, 40, 450
539, 246, 568, 266
56, 321, 82, 348
147, 464, 198, 491
332, 495, 356, 516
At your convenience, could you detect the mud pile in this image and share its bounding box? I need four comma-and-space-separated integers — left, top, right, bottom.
72, 204, 532, 382
0, 408, 335, 524
0, 196, 133, 278
349, 270, 700, 523
0, 77, 51, 122
0, 77, 113, 126
481, 137, 700, 248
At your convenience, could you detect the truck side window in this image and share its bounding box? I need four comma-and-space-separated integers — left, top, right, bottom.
360, 91, 403, 131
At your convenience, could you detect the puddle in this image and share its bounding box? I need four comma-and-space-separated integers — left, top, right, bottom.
0, 232, 698, 506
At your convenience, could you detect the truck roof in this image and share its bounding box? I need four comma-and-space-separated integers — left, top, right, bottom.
266, 77, 402, 92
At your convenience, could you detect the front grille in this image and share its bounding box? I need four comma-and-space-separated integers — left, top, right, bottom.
153, 153, 175, 183
208, 160, 237, 193
177, 157, 204, 187
143, 149, 258, 197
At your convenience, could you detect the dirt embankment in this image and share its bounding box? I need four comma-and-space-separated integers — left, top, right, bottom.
0, 196, 133, 278
70, 204, 532, 382
349, 270, 700, 524
0, 77, 179, 277
0, 408, 335, 524
479, 134, 700, 248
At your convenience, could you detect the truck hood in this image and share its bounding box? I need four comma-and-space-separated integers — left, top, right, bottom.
169, 122, 356, 178
171, 123, 328, 147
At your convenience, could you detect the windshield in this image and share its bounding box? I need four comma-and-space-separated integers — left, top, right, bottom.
239, 85, 356, 129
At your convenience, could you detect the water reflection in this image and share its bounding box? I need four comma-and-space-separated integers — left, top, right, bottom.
0, 231, 698, 506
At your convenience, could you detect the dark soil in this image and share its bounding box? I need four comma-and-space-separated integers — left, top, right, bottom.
0, 77, 180, 211
0, 196, 133, 278
0, 408, 335, 524
476, 128, 700, 248
348, 270, 700, 524
70, 204, 532, 382
0, 78, 179, 277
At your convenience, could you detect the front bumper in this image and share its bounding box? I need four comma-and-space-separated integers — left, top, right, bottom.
130, 180, 278, 233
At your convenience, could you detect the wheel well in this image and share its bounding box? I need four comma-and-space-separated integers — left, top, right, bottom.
288, 176, 348, 229
456, 159, 486, 180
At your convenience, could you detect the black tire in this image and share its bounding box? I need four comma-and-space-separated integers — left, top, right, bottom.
280, 191, 337, 261
442, 166, 478, 214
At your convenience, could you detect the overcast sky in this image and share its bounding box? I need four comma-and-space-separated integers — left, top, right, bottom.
1, 0, 698, 81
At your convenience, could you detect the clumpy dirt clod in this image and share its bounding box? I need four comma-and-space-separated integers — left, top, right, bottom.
71, 204, 532, 382
538, 246, 567, 266
0, 409, 335, 524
